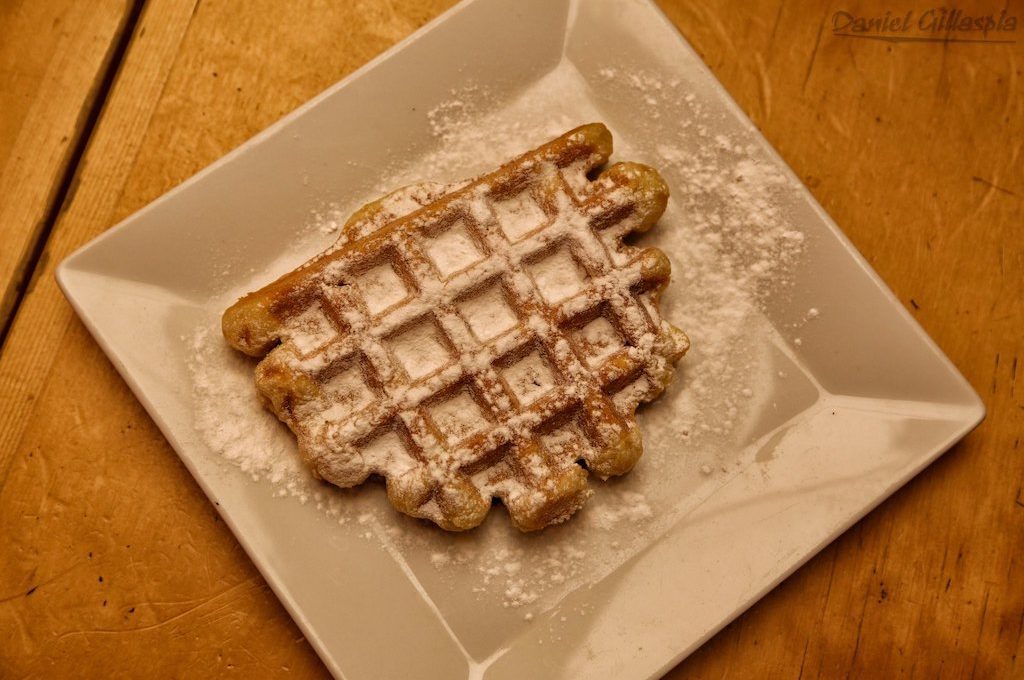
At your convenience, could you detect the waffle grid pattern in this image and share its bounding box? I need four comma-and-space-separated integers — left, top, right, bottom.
225, 125, 688, 530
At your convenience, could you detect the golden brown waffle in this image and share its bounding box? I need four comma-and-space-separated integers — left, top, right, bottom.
223, 123, 689, 531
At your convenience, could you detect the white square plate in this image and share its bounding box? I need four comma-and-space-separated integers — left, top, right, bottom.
57, 0, 984, 677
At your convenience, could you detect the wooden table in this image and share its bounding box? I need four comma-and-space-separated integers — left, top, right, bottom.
1, 0, 1021, 676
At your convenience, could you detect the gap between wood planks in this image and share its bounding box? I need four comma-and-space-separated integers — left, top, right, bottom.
0, 0, 147, 356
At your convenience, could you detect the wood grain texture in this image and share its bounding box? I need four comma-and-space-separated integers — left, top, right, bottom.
0, 0, 133, 334
0, 0, 1020, 677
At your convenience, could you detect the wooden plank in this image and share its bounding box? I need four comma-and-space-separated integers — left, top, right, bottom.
0, 0, 134, 335
0, 0, 1020, 677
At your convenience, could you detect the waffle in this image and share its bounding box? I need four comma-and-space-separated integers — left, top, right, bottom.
222, 123, 689, 531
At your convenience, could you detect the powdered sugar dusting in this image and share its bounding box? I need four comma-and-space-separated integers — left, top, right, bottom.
458, 284, 517, 342
501, 351, 556, 406
388, 320, 451, 381
528, 247, 588, 304
186, 59, 808, 619
425, 220, 484, 277
588, 490, 653, 529
227, 122, 687, 532
355, 262, 409, 315
494, 190, 548, 241
187, 325, 309, 494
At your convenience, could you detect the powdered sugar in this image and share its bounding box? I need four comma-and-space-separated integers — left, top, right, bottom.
425, 220, 484, 277
187, 325, 308, 492
493, 190, 548, 241
354, 262, 409, 315
223, 123, 688, 532
388, 320, 451, 380
528, 247, 588, 304
501, 351, 556, 406
458, 284, 517, 342
587, 490, 653, 529
186, 59, 807, 615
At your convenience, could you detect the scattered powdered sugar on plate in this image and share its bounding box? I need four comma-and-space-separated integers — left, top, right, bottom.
187, 326, 303, 487
185, 60, 808, 617
586, 490, 653, 530
313, 204, 345, 235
